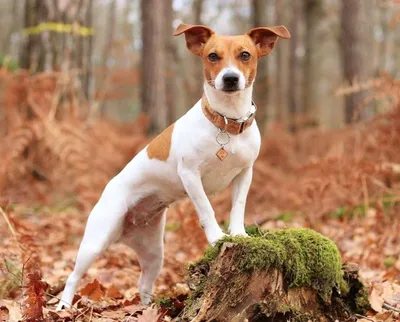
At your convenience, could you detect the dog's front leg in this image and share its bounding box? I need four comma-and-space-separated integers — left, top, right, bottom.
178, 162, 225, 245
229, 166, 253, 236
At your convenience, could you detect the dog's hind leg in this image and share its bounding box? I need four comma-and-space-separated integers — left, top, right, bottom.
57, 181, 131, 310
123, 208, 166, 305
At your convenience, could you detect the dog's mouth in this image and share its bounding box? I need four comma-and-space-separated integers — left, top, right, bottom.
207, 80, 242, 93
221, 87, 241, 93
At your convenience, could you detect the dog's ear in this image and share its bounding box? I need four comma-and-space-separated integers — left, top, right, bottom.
173, 23, 214, 56
246, 26, 291, 58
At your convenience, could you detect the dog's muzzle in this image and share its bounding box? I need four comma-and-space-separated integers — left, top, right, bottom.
222, 72, 240, 92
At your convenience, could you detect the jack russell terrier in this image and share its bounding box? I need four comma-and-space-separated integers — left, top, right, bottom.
57, 23, 290, 310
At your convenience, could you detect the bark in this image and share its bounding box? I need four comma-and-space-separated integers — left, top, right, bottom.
178, 240, 369, 322
303, 0, 324, 125
252, 0, 269, 133
165, 0, 178, 124
19, 0, 93, 97
185, 0, 204, 109
101, 0, 117, 68
340, 0, 370, 123
141, 0, 168, 133
288, 1, 302, 132
274, 0, 284, 123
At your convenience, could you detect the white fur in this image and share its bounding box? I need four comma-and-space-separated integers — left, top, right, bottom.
56, 82, 261, 311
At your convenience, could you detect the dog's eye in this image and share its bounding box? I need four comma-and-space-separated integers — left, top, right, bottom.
208, 53, 220, 62
240, 51, 251, 61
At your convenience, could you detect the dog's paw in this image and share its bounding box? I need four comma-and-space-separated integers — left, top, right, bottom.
229, 230, 249, 238
229, 225, 249, 237
140, 291, 153, 306
207, 229, 227, 246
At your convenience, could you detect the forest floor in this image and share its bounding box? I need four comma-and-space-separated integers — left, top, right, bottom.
0, 71, 400, 321
1, 194, 400, 321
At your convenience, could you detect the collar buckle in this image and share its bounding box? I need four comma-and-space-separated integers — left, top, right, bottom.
223, 115, 228, 132
239, 122, 245, 134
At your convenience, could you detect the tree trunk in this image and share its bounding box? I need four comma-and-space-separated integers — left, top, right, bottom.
19, 0, 93, 97
303, 0, 324, 126
252, 0, 269, 133
141, 0, 168, 133
340, 0, 369, 123
178, 228, 370, 322
165, 0, 178, 124
274, 0, 285, 123
101, 0, 117, 68
184, 0, 204, 110
288, 1, 302, 132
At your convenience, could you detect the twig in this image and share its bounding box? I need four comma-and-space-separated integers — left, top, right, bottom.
361, 176, 369, 215
89, 305, 93, 321
353, 314, 374, 321
0, 206, 17, 240
383, 302, 400, 313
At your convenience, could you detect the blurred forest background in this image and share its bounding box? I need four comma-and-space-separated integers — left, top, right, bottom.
0, 0, 399, 132
1, 1, 400, 321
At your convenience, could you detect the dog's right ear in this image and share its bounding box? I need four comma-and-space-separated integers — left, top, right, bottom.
173, 23, 214, 56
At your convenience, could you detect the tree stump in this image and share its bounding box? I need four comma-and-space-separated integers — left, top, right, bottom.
177, 228, 369, 322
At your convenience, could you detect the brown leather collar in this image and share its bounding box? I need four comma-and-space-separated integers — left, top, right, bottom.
201, 95, 256, 135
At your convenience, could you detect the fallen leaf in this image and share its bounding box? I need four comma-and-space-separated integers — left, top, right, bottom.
137, 306, 160, 322
101, 309, 127, 319
375, 311, 394, 321
106, 284, 124, 299
370, 286, 384, 312
0, 306, 9, 322
123, 304, 147, 315
0, 300, 22, 321
80, 279, 105, 301
124, 294, 141, 306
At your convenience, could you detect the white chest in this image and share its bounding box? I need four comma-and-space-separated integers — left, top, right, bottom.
198, 127, 260, 195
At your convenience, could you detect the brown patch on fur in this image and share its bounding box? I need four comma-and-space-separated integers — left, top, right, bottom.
146, 123, 174, 161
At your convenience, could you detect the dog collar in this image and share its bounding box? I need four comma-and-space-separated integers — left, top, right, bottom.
201, 95, 257, 135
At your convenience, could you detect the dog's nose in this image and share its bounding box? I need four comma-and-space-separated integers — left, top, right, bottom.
223, 73, 239, 87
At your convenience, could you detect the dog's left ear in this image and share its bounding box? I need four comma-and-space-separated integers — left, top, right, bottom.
173, 23, 214, 56
246, 26, 291, 58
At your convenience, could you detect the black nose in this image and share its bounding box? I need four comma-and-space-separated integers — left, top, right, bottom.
223, 73, 239, 87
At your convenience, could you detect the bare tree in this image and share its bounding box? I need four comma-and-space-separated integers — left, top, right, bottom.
20, 0, 93, 96
252, 0, 269, 133
141, 0, 168, 133
340, 0, 370, 123
102, 0, 117, 68
274, 0, 285, 123
303, 0, 324, 125
165, 0, 179, 124
288, 1, 302, 132
189, 0, 205, 106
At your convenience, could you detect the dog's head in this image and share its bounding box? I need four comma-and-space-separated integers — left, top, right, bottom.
174, 23, 290, 93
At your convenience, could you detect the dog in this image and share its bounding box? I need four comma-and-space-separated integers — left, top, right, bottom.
57, 23, 290, 310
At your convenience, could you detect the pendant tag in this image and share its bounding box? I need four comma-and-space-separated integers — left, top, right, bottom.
216, 147, 228, 161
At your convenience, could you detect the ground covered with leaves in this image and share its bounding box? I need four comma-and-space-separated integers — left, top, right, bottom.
0, 71, 400, 321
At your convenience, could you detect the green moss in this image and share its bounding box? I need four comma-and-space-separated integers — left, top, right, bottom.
196, 227, 343, 302
354, 286, 370, 313
156, 297, 173, 307
276, 212, 296, 222
339, 278, 350, 296
384, 256, 396, 268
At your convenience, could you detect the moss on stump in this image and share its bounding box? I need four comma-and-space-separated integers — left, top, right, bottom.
178, 227, 369, 322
